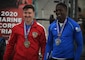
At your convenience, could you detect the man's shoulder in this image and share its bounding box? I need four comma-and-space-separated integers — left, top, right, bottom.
68, 17, 79, 26
49, 21, 56, 29
36, 22, 46, 30
12, 22, 22, 30
68, 17, 81, 32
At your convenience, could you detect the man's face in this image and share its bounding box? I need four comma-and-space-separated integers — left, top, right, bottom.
23, 8, 34, 23
55, 5, 67, 20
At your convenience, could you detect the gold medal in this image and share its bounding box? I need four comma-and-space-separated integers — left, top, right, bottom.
56, 39, 61, 45
24, 40, 30, 48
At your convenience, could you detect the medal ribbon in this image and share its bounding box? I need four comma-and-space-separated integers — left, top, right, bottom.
24, 21, 33, 41
57, 18, 67, 38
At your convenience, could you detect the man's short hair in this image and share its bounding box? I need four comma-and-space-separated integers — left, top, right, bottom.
56, 3, 67, 10
23, 5, 35, 12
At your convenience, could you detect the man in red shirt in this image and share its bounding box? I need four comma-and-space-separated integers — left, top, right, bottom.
3, 5, 46, 60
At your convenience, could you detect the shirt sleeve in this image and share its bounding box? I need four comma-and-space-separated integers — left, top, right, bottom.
3, 27, 17, 60
39, 27, 46, 60
74, 26, 83, 60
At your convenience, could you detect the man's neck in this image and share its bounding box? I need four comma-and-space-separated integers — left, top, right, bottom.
58, 17, 66, 23
58, 19, 65, 23
25, 20, 33, 25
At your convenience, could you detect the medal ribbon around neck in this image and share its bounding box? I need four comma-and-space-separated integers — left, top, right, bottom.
24, 21, 33, 40
56, 18, 67, 38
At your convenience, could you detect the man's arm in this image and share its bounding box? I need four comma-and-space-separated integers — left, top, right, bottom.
74, 26, 83, 60
3, 27, 17, 60
39, 28, 46, 60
